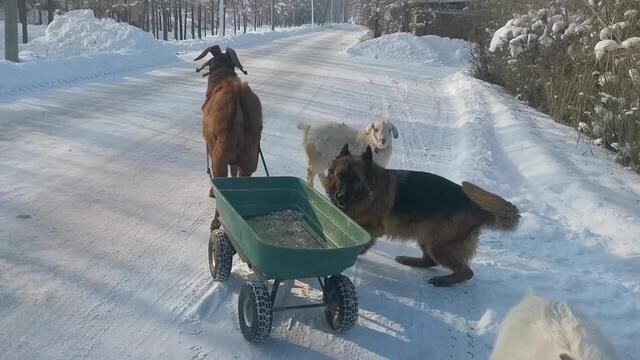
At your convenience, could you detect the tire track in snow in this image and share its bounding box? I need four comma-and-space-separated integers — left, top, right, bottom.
444, 73, 640, 357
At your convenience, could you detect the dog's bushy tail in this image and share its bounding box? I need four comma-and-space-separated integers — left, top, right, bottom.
297, 122, 311, 132
463, 182, 520, 231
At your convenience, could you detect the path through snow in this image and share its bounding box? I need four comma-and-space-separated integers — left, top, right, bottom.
1, 27, 638, 359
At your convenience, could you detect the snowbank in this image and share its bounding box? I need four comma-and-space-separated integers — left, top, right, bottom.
347, 32, 470, 67
0, 10, 178, 99
23, 10, 170, 59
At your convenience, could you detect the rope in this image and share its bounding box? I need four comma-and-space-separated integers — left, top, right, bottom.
258, 145, 270, 177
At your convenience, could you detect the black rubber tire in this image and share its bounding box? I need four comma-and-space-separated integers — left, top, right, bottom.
324, 274, 359, 333
208, 229, 235, 281
238, 280, 273, 343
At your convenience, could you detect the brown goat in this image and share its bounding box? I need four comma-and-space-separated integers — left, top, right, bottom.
195, 46, 263, 231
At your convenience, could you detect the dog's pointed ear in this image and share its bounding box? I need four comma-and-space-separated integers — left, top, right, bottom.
338, 143, 350, 158
363, 146, 373, 166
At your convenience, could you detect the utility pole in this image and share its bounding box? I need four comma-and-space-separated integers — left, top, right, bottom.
4, 0, 19, 62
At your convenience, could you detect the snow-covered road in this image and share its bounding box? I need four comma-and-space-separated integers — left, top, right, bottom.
1, 27, 639, 359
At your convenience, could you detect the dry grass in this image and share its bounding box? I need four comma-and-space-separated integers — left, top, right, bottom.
467, 0, 640, 172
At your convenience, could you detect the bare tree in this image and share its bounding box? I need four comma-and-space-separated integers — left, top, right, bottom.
178, 0, 183, 39
173, 0, 178, 39
18, 0, 29, 43
197, 4, 202, 39
47, 0, 53, 23
190, 3, 194, 38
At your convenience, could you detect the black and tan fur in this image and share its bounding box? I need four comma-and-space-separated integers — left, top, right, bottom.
324, 144, 520, 287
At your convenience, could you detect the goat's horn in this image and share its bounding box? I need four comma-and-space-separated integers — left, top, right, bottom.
201, 72, 210, 77
195, 59, 211, 72
193, 45, 222, 61
226, 47, 247, 73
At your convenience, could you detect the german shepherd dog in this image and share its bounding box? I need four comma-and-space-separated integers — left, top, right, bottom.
324, 144, 520, 287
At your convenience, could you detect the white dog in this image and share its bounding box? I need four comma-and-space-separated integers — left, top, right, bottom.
297, 119, 398, 186
491, 290, 617, 360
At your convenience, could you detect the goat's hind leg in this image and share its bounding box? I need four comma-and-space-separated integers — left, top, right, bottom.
317, 172, 329, 188
207, 149, 217, 198
306, 167, 315, 186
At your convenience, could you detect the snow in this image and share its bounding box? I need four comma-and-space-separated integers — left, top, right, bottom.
346, 32, 470, 67
0, 21, 47, 59
1, 25, 639, 360
23, 10, 168, 58
0, 11, 338, 101
162, 23, 325, 54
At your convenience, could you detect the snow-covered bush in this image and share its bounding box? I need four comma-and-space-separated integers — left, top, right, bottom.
468, 0, 640, 172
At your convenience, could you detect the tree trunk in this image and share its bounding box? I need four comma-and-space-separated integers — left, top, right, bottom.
320, 0, 330, 26
147, 0, 151, 31
184, 3, 188, 39
198, 5, 202, 39
47, 0, 54, 24
232, 0, 236, 35
270, 0, 274, 30
18, 0, 28, 44
178, 0, 183, 39
143, 0, 148, 31
161, 0, 168, 40
222, 0, 225, 36
216, 0, 220, 35
191, 5, 195, 39
401, 1, 408, 32
204, 7, 207, 37
174, 1, 178, 39
5, 0, 19, 62
151, 0, 157, 37
211, 0, 216, 35
253, 0, 257, 31
38, 8, 43, 25
372, 0, 381, 37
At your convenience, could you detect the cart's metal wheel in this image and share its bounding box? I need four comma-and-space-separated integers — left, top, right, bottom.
238, 280, 273, 343
208, 229, 235, 281
324, 275, 359, 333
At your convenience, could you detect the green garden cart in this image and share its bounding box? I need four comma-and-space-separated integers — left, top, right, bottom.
207, 176, 371, 343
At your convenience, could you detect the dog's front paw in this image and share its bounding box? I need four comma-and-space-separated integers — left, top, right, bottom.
427, 276, 450, 287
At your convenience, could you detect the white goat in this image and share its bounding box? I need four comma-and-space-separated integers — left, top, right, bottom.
491, 290, 617, 360
297, 119, 398, 186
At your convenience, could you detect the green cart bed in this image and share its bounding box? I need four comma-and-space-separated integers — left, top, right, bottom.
207, 176, 371, 342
